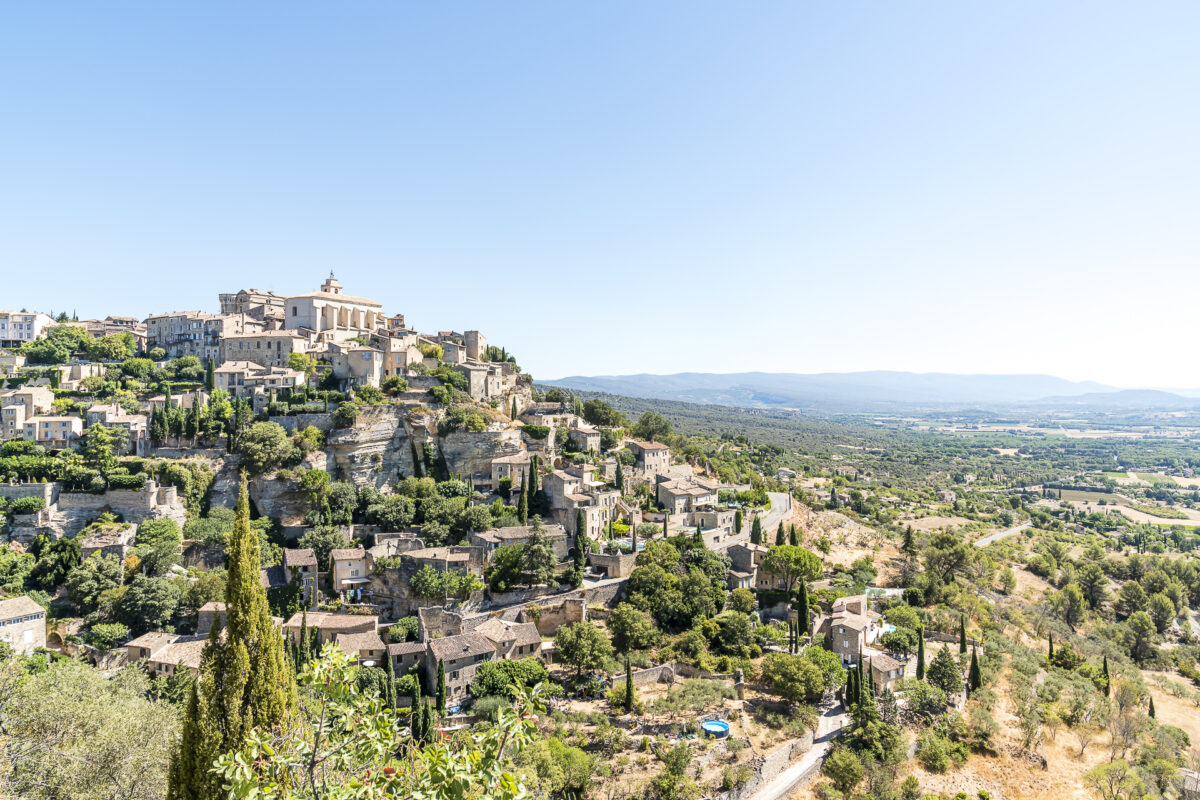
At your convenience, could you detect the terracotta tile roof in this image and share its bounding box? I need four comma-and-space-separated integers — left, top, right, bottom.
629, 440, 669, 450
330, 548, 366, 561
0, 596, 44, 619
870, 653, 903, 672
427, 632, 496, 663
283, 548, 317, 568
336, 631, 386, 656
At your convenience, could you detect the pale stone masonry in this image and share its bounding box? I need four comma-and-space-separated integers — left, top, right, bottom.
145, 310, 264, 361
0, 311, 53, 348
0, 596, 46, 654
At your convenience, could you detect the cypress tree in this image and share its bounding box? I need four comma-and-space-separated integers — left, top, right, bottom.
410, 441, 423, 478
663, 513, 669, 538
511, 397, 518, 420
789, 525, 798, 546
385, 649, 397, 710
528, 457, 539, 495
204, 359, 215, 393
694, 523, 702, 544
959, 614, 968, 654
750, 516, 762, 545
1149, 696, 1156, 719
734, 509, 743, 536
616, 462, 625, 493
624, 657, 634, 712
168, 476, 298, 800
968, 647, 981, 691
423, 700, 435, 738
796, 582, 810, 637
1049, 633, 1054, 660
1103, 655, 1110, 697
518, 476, 529, 525
775, 522, 785, 546
411, 680, 424, 740
576, 508, 587, 541
436, 659, 446, 714
916, 628, 926, 680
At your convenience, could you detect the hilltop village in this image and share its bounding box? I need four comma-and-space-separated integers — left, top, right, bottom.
4, 281, 1200, 800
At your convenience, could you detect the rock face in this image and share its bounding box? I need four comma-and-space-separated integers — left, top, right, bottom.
10, 481, 188, 542
324, 405, 525, 487
248, 473, 310, 527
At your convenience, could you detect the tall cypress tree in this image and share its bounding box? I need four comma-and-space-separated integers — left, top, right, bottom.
750, 516, 762, 545
528, 456, 539, 495
662, 513, 669, 538
518, 475, 529, 525
1149, 696, 1156, 719
411, 680, 424, 740
968, 647, 981, 691
789, 525, 798, 546
168, 476, 298, 800
959, 614, 968, 654
694, 523, 703, 543
204, 358, 215, 393
1103, 655, 1110, 697
775, 522, 785, 546
1048, 633, 1054, 659
511, 397, 518, 420
384, 649, 397, 710
576, 508, 587, 541
436, 659, 447, 714
916, 628, 926, 681
795, 581, 810, 637
734, 509, 743, 536
615, 461, 625, 493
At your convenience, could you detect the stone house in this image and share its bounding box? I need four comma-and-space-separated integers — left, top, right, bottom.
869, 653, 905, 692
656, 476, 719, 514
330, 547, 371, 596
21, 415, 83, 448
326, 342, 384, 389
490, 451, 533, 491
0, 311, 53, 348
425, 631, 496, 700
145, 310, 263, 362
126, 631, 207, 676
283, 547, 320, 607
0, 596, 46, 654
218, 288, 287, 322
627, 440, 670, 475
403, 546, 485, 576
283, 611, 376, 646
468, 524, 571, 562
336, 630, 388, 667
221, 330, 312, 368
1, 386, 55, 441
728, 542, 768, 589
567, 425, 601, 453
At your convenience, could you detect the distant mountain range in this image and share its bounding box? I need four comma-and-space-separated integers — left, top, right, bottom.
545, 371, 1200, 411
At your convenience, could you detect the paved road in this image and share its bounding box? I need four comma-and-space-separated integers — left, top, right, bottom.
747, 704, 845, 800
716, 491, 793, 553
974, 521, 1033, 548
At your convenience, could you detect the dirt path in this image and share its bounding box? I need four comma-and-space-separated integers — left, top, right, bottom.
975, 521, 1033, 548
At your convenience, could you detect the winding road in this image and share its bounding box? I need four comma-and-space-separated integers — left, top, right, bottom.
746, 704, 846, 800
974, 521, 1033, 548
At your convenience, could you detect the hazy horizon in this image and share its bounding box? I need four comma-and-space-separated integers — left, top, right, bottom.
4, 3, 1200, 387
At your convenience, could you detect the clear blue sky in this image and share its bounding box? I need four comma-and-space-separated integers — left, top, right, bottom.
3, 3, 1199, 387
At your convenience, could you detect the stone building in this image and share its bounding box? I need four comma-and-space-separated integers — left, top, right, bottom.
283, 276, 386, 337
627, 440, 670, 475
0, 596, 46, 654
220, 330, 312, 367
145, 311, 263, 362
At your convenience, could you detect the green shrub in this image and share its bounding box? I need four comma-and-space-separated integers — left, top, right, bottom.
9, 497, 45, 515
522, 425, 550, 440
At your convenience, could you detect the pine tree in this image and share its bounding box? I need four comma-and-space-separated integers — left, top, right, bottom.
916, 628, 926, 681
959, 614, 968, 654
624, 657, 635, 712
1103, 655, 1110, 697
436, 659, 446, 715
775, 522, 785, 546
518, 476, 529, 525
750, 516, 762, 545
1149, 696, 1156, 719
968, 647, 981, 691
168, 476, 298, 800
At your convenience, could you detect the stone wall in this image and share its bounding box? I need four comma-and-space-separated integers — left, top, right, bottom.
588, 552, 637, 579
0, 483, 57, 504
711, 732, 815, 800
271, 413, 335, 433
612, 661, 677, 689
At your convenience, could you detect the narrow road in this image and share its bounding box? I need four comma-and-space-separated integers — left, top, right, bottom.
716, 491, 793, 553
974, 521, 1033, 548
746, 704, 845, 800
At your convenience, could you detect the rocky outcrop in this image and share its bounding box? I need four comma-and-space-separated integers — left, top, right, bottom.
324, 404, 526, 488
248, 473, 310, 526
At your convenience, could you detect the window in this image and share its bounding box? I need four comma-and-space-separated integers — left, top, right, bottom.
292, 306, 298, 316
